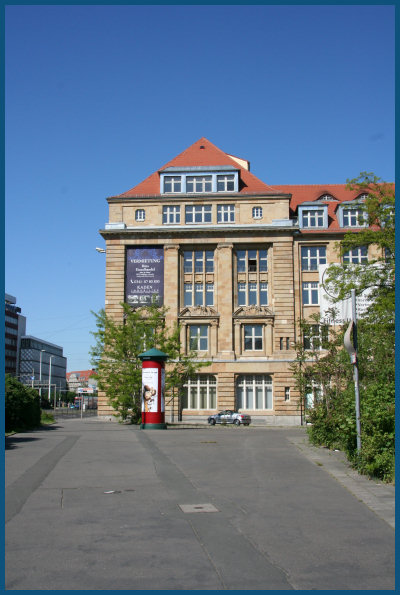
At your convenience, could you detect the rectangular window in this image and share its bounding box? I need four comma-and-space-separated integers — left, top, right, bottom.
205, 251, 214, 273
182, 375, 216, 410
189, 326, 208, 351
302, 209, 324, 228
162, 205, 181, 224
186, 176, 212, 193
195, 283, 203, 306
185, 205, 212, 224
163, 176, 181, 193
343, 246, 368, 264
301, 246, 327, 270
183, 251, 193, 273
343, 207, 365, 227
184, 283, 193, 307
244, 325, 263, 351
217, 204, 235, 223
195, 251, 204, 273
285, 387, 290, 401
238, 282, 246, 306
237, 375, 273, 410
302, 282, 319, 305
205, 283, 214, 306
237, 249, 267, 273
304, 325, 329, 350
217, 174, 235, 192
135, 209, 145, 222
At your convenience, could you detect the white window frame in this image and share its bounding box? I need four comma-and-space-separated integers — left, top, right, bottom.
182, 375, 217, 410
301, 246, 327, 271
162, 205, 181, 224
217, 204, 235, 223
163, 176, 182, 193
236, 374, 273, 410
135, 209, 145, 222
238, 282, 268, 306
343, 246, 368, 264
302, 282, 319, 305
252, 206, 263, 219
186, 176, 212, 193
189, 325, 208, 351
244, 324, 263, 351
185, 205, 212, 224
301, 209, 325, 228
304, 324, 329, 350
342, 207, 366, 228
217, 174, 235, 192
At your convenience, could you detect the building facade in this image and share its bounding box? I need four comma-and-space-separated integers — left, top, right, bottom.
5, 293, 26, 377
66, 369, 98, 393
19, 336, 67, 396
98, 138, 383, 424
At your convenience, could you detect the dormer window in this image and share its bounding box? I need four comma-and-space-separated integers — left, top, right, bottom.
338, 204, 368, 228
164, 176, 181, 193
318, 194, 337, 202
160, 167, 239, 194
186, 176, 212, 193
217, 174, 235, 192
298, 204, 328, 229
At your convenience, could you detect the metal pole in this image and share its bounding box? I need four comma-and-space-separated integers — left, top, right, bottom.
351, 289, 362, 452
39, 350, 45, 399
31, 368, 34, 388
48, 356, 54, 408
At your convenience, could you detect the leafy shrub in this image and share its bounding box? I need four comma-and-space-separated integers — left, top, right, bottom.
5, 375, 41, 432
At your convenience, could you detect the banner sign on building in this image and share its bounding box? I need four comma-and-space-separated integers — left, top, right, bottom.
126, 247, 164, 307
319, 264, 373, 324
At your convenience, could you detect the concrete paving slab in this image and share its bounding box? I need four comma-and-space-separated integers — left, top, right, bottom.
5, 418, 395, 590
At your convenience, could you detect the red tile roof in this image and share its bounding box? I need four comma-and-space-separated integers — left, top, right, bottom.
66, 370, 96, 381
114, 137, 278, 197
109, 139, 393, 232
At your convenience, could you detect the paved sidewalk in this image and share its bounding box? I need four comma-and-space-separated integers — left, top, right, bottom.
5, 418, 395, 590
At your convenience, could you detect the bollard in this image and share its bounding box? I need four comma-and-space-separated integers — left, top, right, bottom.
138, 348, 168, 429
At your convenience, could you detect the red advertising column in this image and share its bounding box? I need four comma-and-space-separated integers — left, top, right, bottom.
139, 348, 168, 430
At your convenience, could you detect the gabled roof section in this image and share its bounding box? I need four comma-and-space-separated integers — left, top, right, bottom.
114, 138, 278, 198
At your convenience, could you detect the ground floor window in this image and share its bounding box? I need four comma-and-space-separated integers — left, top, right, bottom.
182, 375, 217, 409
236, 375, 273, 410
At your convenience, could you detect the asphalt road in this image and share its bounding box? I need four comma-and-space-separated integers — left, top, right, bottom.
5, 419, 395, 590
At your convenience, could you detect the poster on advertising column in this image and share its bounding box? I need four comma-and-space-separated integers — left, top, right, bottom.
142, 367, 159, 413
125, 247, 164, 307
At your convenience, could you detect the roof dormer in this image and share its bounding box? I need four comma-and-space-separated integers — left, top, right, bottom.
160, 166, 240, 195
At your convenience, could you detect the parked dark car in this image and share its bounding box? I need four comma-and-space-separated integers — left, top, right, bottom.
208, 410, 251, 426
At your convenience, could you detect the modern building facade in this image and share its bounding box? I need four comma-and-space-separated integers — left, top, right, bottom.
98, 138, 385, 424
19, 336, 67, 396
5, 293, 26, 377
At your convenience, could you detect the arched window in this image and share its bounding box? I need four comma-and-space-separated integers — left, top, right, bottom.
236, 375, 273, 410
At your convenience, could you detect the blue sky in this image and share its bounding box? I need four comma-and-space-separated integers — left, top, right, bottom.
5, 5, 395, 372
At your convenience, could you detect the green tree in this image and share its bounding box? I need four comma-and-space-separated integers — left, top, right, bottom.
303, 173, 395, 481
5, 375, 41, 432
90, 302, 209, 422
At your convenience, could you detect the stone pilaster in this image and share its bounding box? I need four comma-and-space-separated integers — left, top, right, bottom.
216, 243, 234, 358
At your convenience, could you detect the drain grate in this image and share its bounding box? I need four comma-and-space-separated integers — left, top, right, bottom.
178, 503, 219, 513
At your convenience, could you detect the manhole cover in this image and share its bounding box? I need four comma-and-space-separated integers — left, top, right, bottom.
178, 503, 219, 513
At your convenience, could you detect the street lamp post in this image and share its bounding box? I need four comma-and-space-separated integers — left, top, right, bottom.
39, 350, 46, 399
48, 356, 54, 408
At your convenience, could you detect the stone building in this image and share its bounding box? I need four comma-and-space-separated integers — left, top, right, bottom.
98, 138, 381, 424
